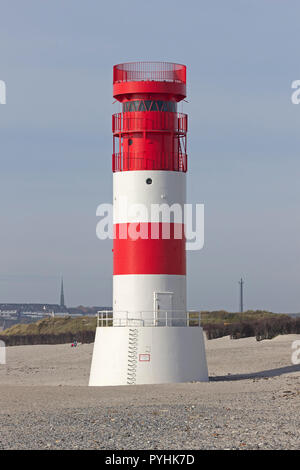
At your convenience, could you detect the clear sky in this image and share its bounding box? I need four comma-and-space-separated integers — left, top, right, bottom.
0, 0, 299, 312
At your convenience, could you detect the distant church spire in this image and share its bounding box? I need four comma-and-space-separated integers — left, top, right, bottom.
60, 277, 65, 308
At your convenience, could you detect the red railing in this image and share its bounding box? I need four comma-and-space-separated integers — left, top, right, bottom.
112, 152, 187, 173
113, 62, 186, 84
112, 112, 187, 134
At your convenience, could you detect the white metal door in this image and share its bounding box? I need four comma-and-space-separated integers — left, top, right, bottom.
154, 292, 173, 326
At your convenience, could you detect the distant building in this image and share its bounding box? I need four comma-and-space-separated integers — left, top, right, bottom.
0, 303, 67, 314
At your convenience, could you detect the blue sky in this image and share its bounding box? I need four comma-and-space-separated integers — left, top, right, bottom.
0, 0, 299, 311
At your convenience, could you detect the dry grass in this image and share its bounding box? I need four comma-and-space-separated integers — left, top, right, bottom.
1, 316, 97, 337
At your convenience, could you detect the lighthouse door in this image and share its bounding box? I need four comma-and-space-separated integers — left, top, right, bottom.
154, 292, 174, 326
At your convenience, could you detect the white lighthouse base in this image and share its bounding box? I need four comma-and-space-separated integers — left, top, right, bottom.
89, 326, 208, 386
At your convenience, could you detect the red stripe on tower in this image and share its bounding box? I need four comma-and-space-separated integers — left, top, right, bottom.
113, 223, 186, 275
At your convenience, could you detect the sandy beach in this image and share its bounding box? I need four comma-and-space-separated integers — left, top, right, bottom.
0, 334, 299, 449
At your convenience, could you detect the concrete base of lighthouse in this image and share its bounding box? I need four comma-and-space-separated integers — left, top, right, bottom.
89, 326, 208, 386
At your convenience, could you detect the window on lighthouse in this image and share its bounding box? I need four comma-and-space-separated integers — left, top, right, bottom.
122, 100, 176, 113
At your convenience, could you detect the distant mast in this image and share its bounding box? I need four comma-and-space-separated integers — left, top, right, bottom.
239, 277, 244, 313
60, 277, 65, 308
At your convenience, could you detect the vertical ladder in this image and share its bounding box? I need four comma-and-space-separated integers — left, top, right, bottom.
127, 328, 139, 385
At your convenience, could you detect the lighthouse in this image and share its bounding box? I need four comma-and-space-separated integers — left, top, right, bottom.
89, 62, 208, 386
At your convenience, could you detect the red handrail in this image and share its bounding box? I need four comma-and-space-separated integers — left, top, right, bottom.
113, 62, 186, 84
112, 152, 187, 173
112, 112, 187, 134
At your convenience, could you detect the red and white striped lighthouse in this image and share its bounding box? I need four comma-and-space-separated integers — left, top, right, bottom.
112, 62, 187, 326
89, 62, 208, 386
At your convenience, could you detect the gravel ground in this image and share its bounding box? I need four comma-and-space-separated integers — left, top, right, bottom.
0, 335, 299, 450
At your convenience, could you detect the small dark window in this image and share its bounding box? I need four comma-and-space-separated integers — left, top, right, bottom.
133, 101, 140, 111
139, 101, 146, 111
128, 138, 133, 146
151, 101, 158, 111
128, 102, 135, 112
146, 178, 152, 185
156, 101, 163, 111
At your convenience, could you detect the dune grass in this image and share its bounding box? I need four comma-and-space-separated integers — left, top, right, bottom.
0, 310, 297, 345
199, 310, 286, 325
1, 316, 97, 337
